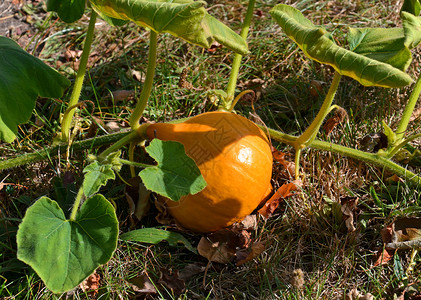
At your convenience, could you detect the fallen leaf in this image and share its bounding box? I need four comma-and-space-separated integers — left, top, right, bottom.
271, 146, 295, 176
386, 217, 421, 250
309, 80, 324, 97
207, 41, 222, 52
154, 196, 175, 226
359, 132, 388, 152
131, 70, 143, 82
323, 106, 348, 135
340, 196, 358, 232
231, 215, 258, 231
125, 177, 151, 227
240, 78, 265, 102
158, 268, 185, 297
80, 271, 100, 297
178, 263, 206, 281
235, 241, 265, 266
258, 180, 300, 219
111, 90, 135, 102
197, 229, 248, 263
386, 174, 404, 183
128, 273, 157, 294
373, 248, 395, 266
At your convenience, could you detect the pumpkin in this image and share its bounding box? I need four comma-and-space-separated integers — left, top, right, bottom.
146, 111, 273, 232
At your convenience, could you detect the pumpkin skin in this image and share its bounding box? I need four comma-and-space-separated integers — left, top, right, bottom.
146, 111, 272, 232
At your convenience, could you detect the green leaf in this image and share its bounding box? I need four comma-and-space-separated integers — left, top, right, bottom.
401, 0, 421, 16
270, 4, 413, 88
393, 254, 404, 280
89, 0, 248, 55
348, 27, 411, 71
16, 195, 118, 293
0, 37, 70, 143
139, 139, 207, 202
47, 0, 86, 23
402, 11, 421, 49
120, 227, 197, 253
83, 152, 122, 197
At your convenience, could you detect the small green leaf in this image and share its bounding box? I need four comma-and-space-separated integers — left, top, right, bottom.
270, 4, 413, 88
139, 139, 207, 202
89, 0, 248, 55
0, 37, 70, 143
401, 0, 421, 16
120, 228, 197, 253
83, 152, 122, 197
393, 254, 404, 280
17, 195, 118, 293
47, 0, 86, 23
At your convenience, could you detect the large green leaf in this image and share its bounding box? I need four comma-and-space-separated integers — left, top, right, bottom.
89, 0, 248, 55
402, 11, 421, 49
139, 139, 207, 201
270, 4, 413, 88
401, 0, 421, 16
47, 0, 86, 23
120, 227, 197, 253
17, 195, 118, 293
0, 37, 70, 143
348, 12, 421, 71
348, 28, 410, 71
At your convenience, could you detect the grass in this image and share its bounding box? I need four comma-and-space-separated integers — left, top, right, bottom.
1, 0, 421, 299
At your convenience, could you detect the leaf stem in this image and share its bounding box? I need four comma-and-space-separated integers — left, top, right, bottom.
224, 0, 256, 110
119, 159, 152, 169
97, 130, 139, 161
259, 125, 421, 185
129, 30, 158, 130
0, 131, 130, 171
395, 74, 421, 141
294, 72, 342, 147
69, 187, 84, 221
61, 10, 98, 142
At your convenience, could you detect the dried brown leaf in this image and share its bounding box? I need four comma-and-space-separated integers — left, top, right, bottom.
323, 106, 348, 135
231, 215, 258, 231
80, 271, 100, 296
111, 90, 135, 102
340, 196, 358, 232
125, 177, 151, 226
258, 180, 301, 219
158, 268, 185, 297
383, 217, 421, 250
235, 241, 265, 266
272, 147, 295, 177
197, 229, 248, 263
373, 248, 395, 266
128, 273, 157, 294
178, 263, 207, 281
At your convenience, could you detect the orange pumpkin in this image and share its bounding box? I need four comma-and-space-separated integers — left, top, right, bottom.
146, 111, 272, 232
